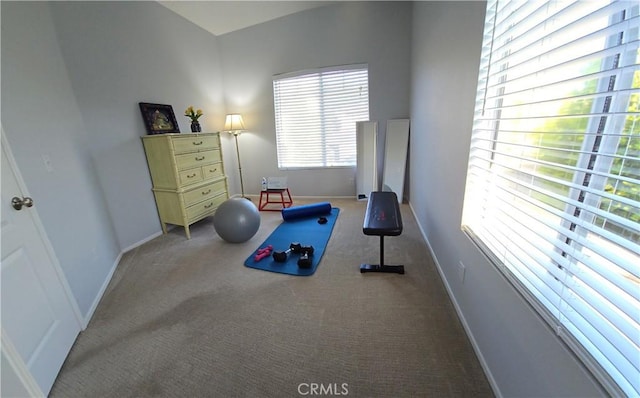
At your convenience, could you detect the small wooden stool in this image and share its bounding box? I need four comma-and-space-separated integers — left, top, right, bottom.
259, 188, 293, 211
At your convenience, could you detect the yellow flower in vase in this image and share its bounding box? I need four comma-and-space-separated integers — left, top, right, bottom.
184, 106, 204, 132
184, 106, 204, 122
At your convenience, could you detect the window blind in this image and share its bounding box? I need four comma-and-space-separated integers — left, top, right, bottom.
461, 1, 639, 396
273, 65, 369, 169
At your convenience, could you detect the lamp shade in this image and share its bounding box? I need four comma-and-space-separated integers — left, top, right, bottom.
223, 114, 246, 132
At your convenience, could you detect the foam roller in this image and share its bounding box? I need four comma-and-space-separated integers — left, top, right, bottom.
281, 202, 332, 221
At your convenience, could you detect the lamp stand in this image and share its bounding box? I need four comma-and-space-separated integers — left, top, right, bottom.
233, 132, 250, 200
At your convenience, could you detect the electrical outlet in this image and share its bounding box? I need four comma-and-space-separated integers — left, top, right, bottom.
42, 154, 53, 173
457, 261, 466, 283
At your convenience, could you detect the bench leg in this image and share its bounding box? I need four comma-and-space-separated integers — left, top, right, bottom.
360, 236, 404, 274
360, 264, 405, 274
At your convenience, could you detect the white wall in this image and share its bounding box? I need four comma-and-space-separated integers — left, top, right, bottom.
48, 1, 227, 248
1, 1, 226, 319
409, 2, 605, 397
217, 1, 412, 197
2, 2, 120, 318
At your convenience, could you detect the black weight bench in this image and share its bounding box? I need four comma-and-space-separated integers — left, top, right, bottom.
360, 191, 404, 274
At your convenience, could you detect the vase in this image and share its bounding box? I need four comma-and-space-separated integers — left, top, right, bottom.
191, 121, 201, 133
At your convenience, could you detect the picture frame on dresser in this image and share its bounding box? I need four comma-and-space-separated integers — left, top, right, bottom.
139, 102, 181, 135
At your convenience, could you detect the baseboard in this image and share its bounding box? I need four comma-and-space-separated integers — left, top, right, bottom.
120, 230, 164, 254
179, 193, 355, 204
289, 195, 356, 200
235, 193, 356, 200
82, 230, 163, 328
82, 252, 121, 328
408, 202, 502, 398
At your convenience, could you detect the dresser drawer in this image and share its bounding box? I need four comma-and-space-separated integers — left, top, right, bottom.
178, 168, 203, 186
186, 193, 226, 221
203, 163, 224, 179
183, 180, 227, 207
175, 149, 221, 170
172, 135, 219, 154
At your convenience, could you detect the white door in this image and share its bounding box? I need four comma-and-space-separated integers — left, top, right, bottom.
1, 133, 82, 395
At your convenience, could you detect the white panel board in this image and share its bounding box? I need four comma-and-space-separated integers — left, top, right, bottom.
356, 121, 377, 200
382, 119, 410, 203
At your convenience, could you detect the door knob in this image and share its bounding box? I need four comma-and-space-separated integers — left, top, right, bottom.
11, 196, 34, 210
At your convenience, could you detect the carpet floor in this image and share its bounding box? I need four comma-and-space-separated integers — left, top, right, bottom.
50, 198, 493, 398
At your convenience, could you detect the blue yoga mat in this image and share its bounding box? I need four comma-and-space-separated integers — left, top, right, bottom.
244, 208, 340, 276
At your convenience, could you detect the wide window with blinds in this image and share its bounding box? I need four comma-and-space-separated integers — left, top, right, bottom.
461, 1, 639, 396
272, 65, 369, 169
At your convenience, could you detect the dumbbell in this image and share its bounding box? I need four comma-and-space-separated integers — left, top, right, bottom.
297, 245, 315, 268
253, 245, 273, 262
272, 242, 302, 263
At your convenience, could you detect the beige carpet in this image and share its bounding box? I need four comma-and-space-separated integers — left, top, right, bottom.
50, 198, 493, 397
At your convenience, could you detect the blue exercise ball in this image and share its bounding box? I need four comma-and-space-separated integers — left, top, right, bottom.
213, 198, 261, 243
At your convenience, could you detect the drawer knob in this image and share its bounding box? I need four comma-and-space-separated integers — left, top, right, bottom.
193, 141, 203, 145
210, 168, 217, 173
187, 173, 197, 178
204, 202, 213, 209
202, 189, 211, 195
195, 156, 205, 161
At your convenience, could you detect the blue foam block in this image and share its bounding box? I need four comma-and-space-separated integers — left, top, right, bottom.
281, 202, 332, 221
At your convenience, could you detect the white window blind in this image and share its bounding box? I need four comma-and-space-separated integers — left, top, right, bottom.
461, 1, 639, 396
273, 65, 369, 169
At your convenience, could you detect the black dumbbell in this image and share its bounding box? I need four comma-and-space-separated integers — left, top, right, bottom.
297, 245, 314, 268
273, 242, 302, 262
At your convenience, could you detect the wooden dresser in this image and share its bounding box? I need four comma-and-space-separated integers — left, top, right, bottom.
142, 132, 228, 239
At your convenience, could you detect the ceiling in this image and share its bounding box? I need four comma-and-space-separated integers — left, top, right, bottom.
158, 1, 334, 36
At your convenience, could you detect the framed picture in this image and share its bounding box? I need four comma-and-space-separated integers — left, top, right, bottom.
138, 102, 181, 135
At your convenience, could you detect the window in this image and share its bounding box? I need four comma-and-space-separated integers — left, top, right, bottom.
461, 1, 639, 396
273, 64, 369, 169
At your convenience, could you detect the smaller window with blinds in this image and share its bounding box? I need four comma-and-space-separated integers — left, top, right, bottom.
272, 64, 369, 169
462, 0, 639, 396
